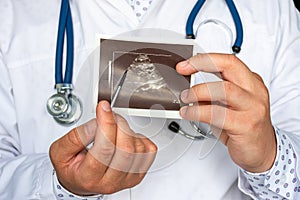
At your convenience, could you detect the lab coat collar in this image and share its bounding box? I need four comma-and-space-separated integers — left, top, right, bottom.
93, 0, 164, 27
95, 0, 140, 25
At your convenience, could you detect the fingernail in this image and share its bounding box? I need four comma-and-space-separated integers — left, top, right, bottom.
178, 60, 189, 68
180, 106, 188, 117
180, 89, 189, 102
101, 101, 111, 112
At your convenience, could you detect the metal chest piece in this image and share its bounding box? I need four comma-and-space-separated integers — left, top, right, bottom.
47, 84, 82, 125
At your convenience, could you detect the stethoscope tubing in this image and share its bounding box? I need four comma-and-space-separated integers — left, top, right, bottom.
225, 0, 243, 53
186, 0, 243, 53
186, 0, 206, 39
55, 0, 74, 85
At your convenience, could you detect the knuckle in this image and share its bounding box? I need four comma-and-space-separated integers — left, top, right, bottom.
256, 102, 269, 118
260, 85, 270, 102
227, 54, 239, 66
221, 81, 233, 102
99, 144, 116, 157
148, 142, 158, 153
223, 54, 238, 71
140, 137, 157, 153
135, 139, 146, 153
65, 129, 85, 149
252, 72, 264, 82
223, 81, 233, 95
121, 151, 135, 161
102, 118, 117, 127
49, 140, 64, 163
132, 176, 143, 186
49, 142, 58, 161
119, 143, 135, 159
126, 174, 145, 188
223, 81, 232, 91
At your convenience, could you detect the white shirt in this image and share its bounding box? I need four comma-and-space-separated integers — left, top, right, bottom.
0, 0, 300, 199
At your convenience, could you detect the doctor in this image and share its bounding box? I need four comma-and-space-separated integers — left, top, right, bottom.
0, 0, 299, 200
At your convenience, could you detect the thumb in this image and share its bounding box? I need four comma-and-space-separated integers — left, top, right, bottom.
88, 100, 117, 166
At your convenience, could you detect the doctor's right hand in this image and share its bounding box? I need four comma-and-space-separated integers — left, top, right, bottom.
49, 100, 157, 196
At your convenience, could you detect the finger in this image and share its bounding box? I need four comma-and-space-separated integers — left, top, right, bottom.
176, 53, 254, 88
96, 100, 118, 139
87, 101, 117, 169
115, 136, 157, 191
76, 119, 98, 146
105, 114, 136, 175
114, 113, 135, 137
127, 137, 146, 174
128, 135, 157, 173
180, 104, 231, 131
180, 81, 251, 109
137, 136, 157, 172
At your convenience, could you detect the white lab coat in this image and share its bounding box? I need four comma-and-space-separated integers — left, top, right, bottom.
0, 0, 299, 199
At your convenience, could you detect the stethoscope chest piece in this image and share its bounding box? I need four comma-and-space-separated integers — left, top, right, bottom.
47, 84, 82, 125
47, 93, 69, 117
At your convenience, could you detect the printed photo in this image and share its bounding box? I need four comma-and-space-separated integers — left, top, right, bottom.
98, 38, 194, 118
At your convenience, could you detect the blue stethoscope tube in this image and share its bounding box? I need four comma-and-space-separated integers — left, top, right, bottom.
55, 0, 74, 84
186, 0, 244, 54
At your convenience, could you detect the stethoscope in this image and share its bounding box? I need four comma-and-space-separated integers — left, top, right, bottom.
46, 0, 82, 125
47, 0, 243, 140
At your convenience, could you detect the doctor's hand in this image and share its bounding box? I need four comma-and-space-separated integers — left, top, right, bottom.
49, 100, 157, 196
176, 53, 276, 173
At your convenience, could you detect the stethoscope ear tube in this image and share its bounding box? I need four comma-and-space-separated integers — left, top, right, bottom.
225, 0, 243, 53
186, 0, 243, 54
185, 0, 206, 39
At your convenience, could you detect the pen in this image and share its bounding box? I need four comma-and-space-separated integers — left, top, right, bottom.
111, 69, 128, 107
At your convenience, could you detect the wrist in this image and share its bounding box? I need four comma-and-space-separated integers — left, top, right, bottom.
53, 170, 103, 199
243, 127, 277, 173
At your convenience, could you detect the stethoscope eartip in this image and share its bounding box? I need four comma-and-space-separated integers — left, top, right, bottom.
186, 34, 196, 39
168, 121, 180, 133
232, 46, 241, 54
168, 121, 209, 140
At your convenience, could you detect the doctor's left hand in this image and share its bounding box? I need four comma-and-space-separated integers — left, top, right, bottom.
176, 53, 276, 173
49, 100, 157, 196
